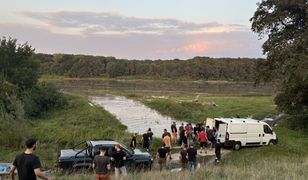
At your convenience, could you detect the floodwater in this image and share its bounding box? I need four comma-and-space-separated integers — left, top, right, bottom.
91, 96, 188, 138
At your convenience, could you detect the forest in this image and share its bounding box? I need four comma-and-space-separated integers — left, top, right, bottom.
36, 53, 260, 81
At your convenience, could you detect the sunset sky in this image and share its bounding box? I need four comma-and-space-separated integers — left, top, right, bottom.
0, 0, 264, 59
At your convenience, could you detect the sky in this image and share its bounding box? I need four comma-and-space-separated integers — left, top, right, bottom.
0, 0, 264, 60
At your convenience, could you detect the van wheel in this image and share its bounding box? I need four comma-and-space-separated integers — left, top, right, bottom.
269, 140, 277, 146
233, 142, 241, 150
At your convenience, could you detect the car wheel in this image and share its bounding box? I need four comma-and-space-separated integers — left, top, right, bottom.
233, 142, 241, 150
269, 140, 277, 146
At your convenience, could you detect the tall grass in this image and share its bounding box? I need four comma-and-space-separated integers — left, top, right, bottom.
141, 95, 276, 124
0, 95, 131, 168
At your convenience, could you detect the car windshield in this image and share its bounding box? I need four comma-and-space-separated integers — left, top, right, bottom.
120, 143, 133, 154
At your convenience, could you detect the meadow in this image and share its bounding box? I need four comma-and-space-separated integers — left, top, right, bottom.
140, 95, 276, 123
2, 78, 307, 179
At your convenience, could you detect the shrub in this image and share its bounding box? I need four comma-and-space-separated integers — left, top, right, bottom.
23, 82, 67, 117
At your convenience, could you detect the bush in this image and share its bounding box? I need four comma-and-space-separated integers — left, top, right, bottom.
23, 82, 67, 117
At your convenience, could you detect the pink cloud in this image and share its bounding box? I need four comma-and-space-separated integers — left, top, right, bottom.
182, 42, 208, 53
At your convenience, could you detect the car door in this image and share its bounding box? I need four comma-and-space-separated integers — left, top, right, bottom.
262, 125, 273, 145
217, 123, 227, 143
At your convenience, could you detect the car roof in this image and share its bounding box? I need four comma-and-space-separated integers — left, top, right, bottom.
88, 140, 119, 147
214, 118, 267, 125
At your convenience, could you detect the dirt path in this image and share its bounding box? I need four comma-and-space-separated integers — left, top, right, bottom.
151, 146, 232, 171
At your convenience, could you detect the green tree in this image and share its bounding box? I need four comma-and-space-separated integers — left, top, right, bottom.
251, 0, 308, 130
0, 37, 39, 89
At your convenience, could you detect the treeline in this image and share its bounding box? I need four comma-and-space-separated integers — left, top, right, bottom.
36, 53, 261, 81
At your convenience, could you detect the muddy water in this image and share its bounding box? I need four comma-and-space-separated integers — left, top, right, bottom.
91, 96, 188, 138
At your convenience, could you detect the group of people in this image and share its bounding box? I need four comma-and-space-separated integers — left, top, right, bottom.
154, 122, 222, 172
10, 122, 222, 180
9, 139, 128, 180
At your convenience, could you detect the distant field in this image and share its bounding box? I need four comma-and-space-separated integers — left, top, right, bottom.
139, 95, 276, 123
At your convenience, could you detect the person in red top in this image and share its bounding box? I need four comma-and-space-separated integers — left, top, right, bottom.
198, 129, 207, 153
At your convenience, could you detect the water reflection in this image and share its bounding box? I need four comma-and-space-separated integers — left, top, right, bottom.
91, 96, 188, 138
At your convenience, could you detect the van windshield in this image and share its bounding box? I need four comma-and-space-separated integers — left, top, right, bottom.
263, 125, 272, 134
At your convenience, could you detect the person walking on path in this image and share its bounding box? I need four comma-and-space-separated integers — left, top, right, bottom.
198, 129, 208, 153
163, 134, 172, 160
142, 130, 150, 151
187, 143, 197, 172
156, 144, 168, 171
171, 122, 178, 144
179, 145, 188, 171
93, 147, 111, 180
111, 144, 127, 179
215, 139, 222, 163
9, 138, 49, 180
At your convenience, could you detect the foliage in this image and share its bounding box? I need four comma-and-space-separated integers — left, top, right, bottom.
22, 82, 68, 117
0, 37, 68, 149
35, 53, 259, 81
251, 0, 308, 130
0, 37, 39, 89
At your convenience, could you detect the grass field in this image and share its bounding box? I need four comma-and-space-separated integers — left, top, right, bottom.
139, 95, 276, 124
0, 95, 131, 168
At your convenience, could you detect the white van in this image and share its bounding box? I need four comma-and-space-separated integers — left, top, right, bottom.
207, 118, 278, 150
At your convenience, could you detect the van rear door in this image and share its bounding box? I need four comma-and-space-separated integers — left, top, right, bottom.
217, 123, 227, 143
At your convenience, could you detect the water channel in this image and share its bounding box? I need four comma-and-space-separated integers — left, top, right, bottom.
91, 96, 188, 138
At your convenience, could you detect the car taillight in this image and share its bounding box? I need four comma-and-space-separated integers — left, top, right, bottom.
226, 132, 229, 140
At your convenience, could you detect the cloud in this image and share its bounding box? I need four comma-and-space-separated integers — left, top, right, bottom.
0, 23, 264, 59
19, 11, 245, 35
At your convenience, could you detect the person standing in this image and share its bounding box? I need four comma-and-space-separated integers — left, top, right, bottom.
112, 144, 127, 179
142, 130, 150, 151
187, 144, 197, 172
171, 122, 177, 144
9, 138, 49, 180
147, 128, 154, 148
93, 147, 111, 180
130, 133, 137, 149
163, 134, 172, 160
178, 123, 185, 146
215, 139, 222, 163
198, 129, 207, 153
156, 144, 168, 171
179, 145, 188, 171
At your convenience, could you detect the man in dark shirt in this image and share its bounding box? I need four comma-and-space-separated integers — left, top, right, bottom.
111, 144, 127, 179
142, 130, 150, 151
171, 122, 177, 144
179, 123, 185, 146
179, 145, 188, 170
10, 138, 49, 180
93, 147, 111, 180
215, 139, 222, 163
187, 144, 197, 172
156, 144, 168, 171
